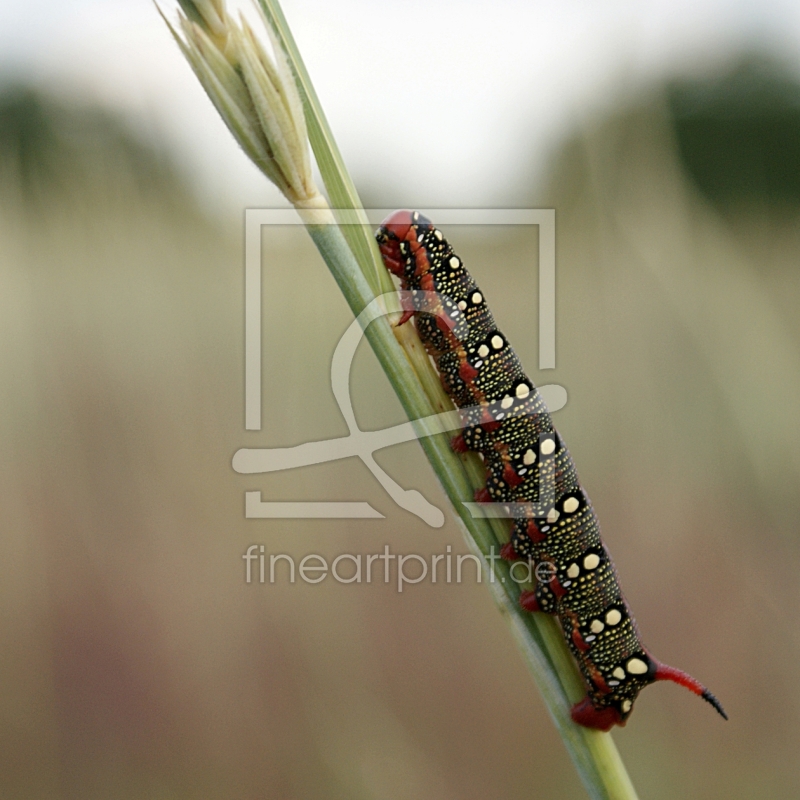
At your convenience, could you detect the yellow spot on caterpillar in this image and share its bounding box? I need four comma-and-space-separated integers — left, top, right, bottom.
491, 335, 504, 350
523, 449, 536, 465
515, 383, 530, 399
472, 292, 483, 304
626, 658, 648, 675
450, 256, 460, 268
583, 553, 600, 570
621, 700, 632, 713
478, 344, 489, 358
612, 667, 626, 680
605, 609, 622, 626
590, 619, 604, 634
566, 563, 580, 579
501, 395, 514, 409
540, 438, 556, 455
546, 507, 559, 524
563, 496, 579, 513
457, 300, 467, 311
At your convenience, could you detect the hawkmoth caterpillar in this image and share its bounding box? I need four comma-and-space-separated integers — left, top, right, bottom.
376, 210, 727, 731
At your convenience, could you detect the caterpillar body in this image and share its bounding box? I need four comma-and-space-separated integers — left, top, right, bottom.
376, 210, 727, 731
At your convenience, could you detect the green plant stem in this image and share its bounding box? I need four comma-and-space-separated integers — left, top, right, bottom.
303, 216, 638, 800
166, 2, 640, 792
255, 4, 641, 798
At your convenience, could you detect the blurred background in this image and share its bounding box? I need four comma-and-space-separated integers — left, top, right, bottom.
2, 1, 800, 798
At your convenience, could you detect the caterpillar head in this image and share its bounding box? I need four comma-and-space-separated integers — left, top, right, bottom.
377, 209, 416, 242
376, 210, 433, 279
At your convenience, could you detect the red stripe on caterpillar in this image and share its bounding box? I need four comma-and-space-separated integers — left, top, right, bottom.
376, 210, 727, 731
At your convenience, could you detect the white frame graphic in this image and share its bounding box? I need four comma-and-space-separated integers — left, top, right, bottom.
235, 209, 560, 524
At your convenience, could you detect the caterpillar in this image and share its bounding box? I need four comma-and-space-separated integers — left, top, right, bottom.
376, 210, 727, 731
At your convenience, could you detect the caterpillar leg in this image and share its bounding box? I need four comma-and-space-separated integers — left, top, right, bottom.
510, 517, 546, 559
519, 590, 539, 612
570, 697, 623, 732
500, 542, 518, 561
394, 291, 415, 326
474, 487, 492, 503
396, 309, 415, 326
451, 434, 468, 453
519, 581, 557, 614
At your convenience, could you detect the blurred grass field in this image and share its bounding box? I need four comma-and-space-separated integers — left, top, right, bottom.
1, 56, 800, 799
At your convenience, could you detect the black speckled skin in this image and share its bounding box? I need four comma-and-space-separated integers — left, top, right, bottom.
377, 211, 670, 729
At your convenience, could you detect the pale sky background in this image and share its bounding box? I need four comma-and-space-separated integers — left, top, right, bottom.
2, 0, 800, 212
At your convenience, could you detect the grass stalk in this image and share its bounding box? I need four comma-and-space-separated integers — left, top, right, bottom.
163, 2, 640, 797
